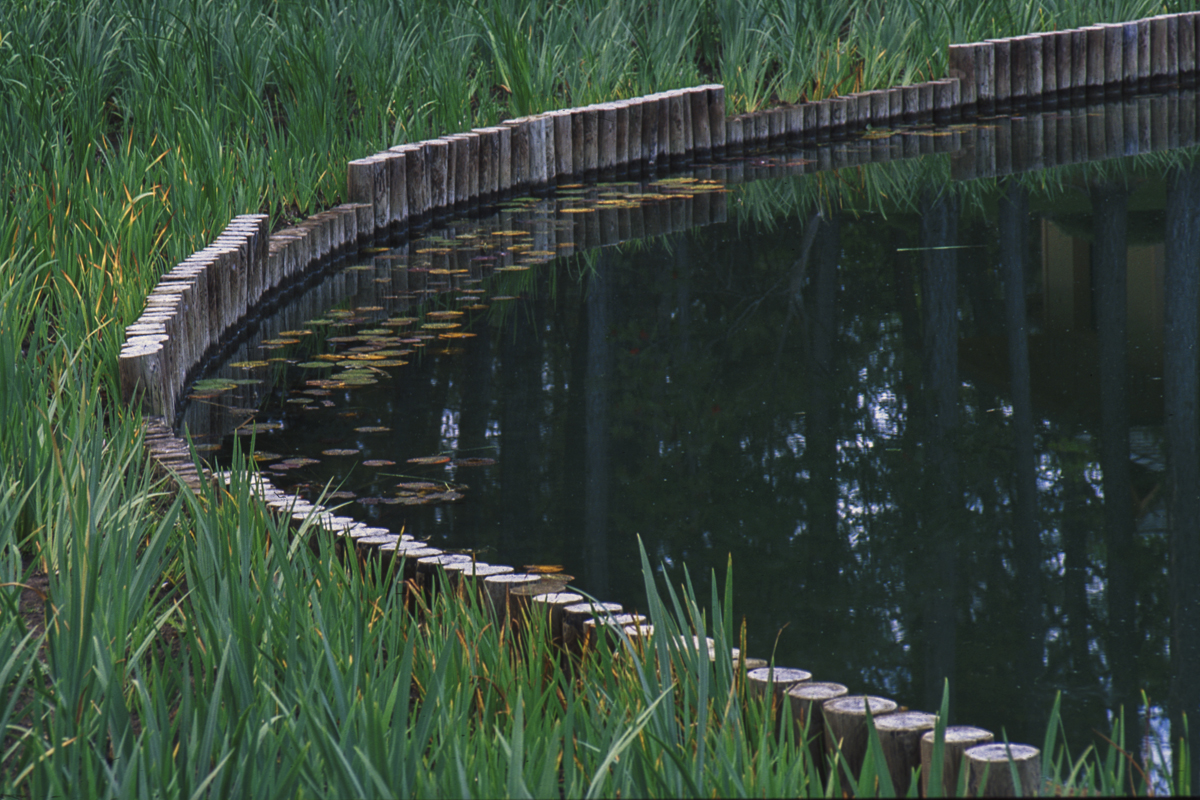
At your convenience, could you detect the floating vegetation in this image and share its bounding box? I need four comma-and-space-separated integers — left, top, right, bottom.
453, 457, 495, 467
355, 426, 390, 433
328, 490, 356, 500
237, 422, 283, 434
298, 362, 333, 369
421, 322, 461, 330
425, 310, 463, 320
230, 360, 269, 369
406, 456, 451, 466
286, 397, 314, 404
322, 448, 360, 456
362, 459, 395, 467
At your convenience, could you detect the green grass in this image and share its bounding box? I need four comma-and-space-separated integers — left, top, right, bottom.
2, 0, 1197, 794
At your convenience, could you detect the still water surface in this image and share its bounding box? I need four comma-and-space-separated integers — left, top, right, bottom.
185, 115, 1200, 762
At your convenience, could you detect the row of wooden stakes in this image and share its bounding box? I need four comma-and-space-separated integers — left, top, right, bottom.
204, 469, 1039, 798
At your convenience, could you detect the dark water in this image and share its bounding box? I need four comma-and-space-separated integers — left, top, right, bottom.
185, 113, 1200, 769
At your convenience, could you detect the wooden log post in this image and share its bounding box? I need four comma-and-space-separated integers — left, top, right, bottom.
472, 128, 497, 206
562, 601, 623, 650
1024, 35, 1044, 107
933, 79, 960, 122
725, 116, 743, 157
1181, 11, 1198, 86
1151, 15, 1171, 88
965, 743, 1041, 797
552, 111, 574, 183
626, 101, 643, 176
1040, 32, 1058, 106
948, 44, 977, 116
990, 39, 1011, 112
746, 667, 811, 732
1101, 24, 1122, 97
668, 91, 686, 168
706, 85, 726, 159
641, 98, 660, 172
1167, 13, 1181, 86
401, 144, 430, 231
1054, 30, 1073, 101
767, 107, 785, 146
507, 120, 531, 194
654, 94, 671, 169
822, 695, 899, 781
1122, 21, 1139, 94
528, 592, 584, 647
483, 573, 542, 626
921, 725, 994, 797
975, 41, 996, 115
1085, 26, 1106, 99
583, 613, 647, 649
612, 102, 629, 177
449, 562, 514, 599
598, 104, 618, 179
1071, 28, 1088, 102
873, 711, 938, 796
690, 88, 711, 161
415, 553, 473, 593
786, 682, 847, 775
579, 107, 598, 180
533, 115, 552, 193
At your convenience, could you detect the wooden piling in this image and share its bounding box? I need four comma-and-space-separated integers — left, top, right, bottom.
991, 39, 1012, 111
1085, 26, 1106, 99
528, 592, 584, 646
725, 116, 743, 157
786, 682, 847, 772
874, 711, 938, 796
1181, 11, 1198, 85
921, 726, 994, 797
1041, 32, 1058, 103
613, 103, 629, 176
965, 743, 1041, 797
933, 79, 960, 122
1151, 15, 1170, 87
976, 41, 996, 114
1103, 24, 1123, 96
1071, 28, 1089, 101
626, 101, 644, 175
562, 601, 623, 650
598, 104, 617, 178
690, 88, 711, 161
507, 120, 530, 193
822, 695, 899, 780
948, 44, 978, 113
668, 91, 686, 167
706, 84, 726, 158
641, 98, 660, 172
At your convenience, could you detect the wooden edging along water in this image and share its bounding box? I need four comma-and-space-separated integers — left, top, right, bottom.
115, 13, 1200, 794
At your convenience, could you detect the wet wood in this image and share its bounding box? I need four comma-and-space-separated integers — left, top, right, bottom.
690, 88, 711, 160
975, 41, 996, 113
581, 106, 599, 178
625, 102, 643, 175
921, 725, 994, 796
483, 572, 542, 625
562, 601, 623, 650
990, 39, 1011, 110
786, 682, 847, 775
667, 91, 686, 167
1071, 29, 1088, 100
965, 742, 1041, 797
1086, 26, 1106, 98
706, 84, 726, 158
529, 592, 584, 646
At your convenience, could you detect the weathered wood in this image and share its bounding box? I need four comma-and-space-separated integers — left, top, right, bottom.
415, 553, 473, 592
581, 106, 599, 178
613, 102, 629, 176
1104, 23, 1123, 95
597, 104, 617, 178
948, 43, 977, 112
976, 41, 996, 114
654, 94, 671, 168
1055, 30, 1074, 98
690, 88, 711, 160
706, 84, 726, 158
921, 725, 994, 797
1181, 11, 1198, 85
1086, 26, 1106, 99
786, 682, 847, 774
551, 111, 572, 182
528, 592, 583, 646
1138, 18, 1152, 90
449, 562, 514, 597
1151, 15, 1170, 86
990, 39, 1011, 110
965, 743, 1041, 797
401, 144, 430, 230
725, 116, 743, 157
583, 613, 647, 648
562, 601, 623, 650
667, 91, 686, 166
483, 572, 542, 624
626, 102, 644, 175
746, 667, 811, 728
1041, 32, 1058, 103
641, 98, 659, 172
933, 79, 960, 122
529, 115, 549, 192
874, 711, 938, 796
1071, 28, 1088, 100
822, 695, 899, 780
507, 120, 530, 193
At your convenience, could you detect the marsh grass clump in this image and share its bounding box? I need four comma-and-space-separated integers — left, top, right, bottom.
1, 0, 1196, 794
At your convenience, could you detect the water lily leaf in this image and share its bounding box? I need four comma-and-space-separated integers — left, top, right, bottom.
425, 310, 463, 320
322, 448, 360, 456
371, 359, 410, 367
192, 379, 238, 393
355, 426, 390, 433
407, 456, 451, 465
363, 459, 395, 467
286, 397, 314, 404
251, 451, 282, 462
237, 422, 284, 434
298, 362, 333, 368
230, 360, 269, 369
421, 322, 461, 330
452, 457, 495, 467
328, 490, 356, 499
278, 330, 313, 337
438, 332, 477, 340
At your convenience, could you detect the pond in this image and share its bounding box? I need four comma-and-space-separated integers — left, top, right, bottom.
182, 93, 1200, 762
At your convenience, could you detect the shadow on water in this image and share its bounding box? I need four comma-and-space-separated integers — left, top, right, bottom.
180, 91, 1200, 775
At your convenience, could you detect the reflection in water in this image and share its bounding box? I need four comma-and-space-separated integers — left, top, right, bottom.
1166, 166, 1200, 785
187, 147, 1200, 763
